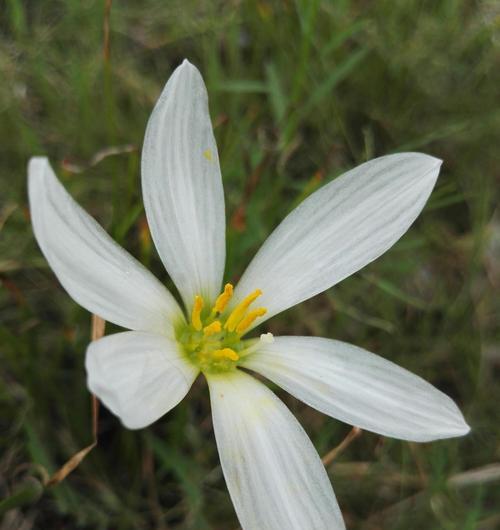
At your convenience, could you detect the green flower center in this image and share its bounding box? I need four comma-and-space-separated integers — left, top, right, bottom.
176, 284, 267, 374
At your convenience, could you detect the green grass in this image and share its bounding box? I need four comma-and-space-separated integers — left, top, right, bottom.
1, 0, 499, 528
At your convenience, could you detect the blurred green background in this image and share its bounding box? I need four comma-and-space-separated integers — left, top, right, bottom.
1, 0, 499, 529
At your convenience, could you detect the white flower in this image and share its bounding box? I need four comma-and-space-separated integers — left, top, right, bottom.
28, 59, 470, 530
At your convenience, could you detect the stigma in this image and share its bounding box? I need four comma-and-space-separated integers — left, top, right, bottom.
177, 283, 268, 373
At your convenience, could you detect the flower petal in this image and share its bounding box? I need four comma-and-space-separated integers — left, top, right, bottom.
142, 59, 225, 309
86, 331, 198, 429
207, 370, 345, 530
28, 157, 183, 334
232, 153, 441, 328
241, 336, 470, 442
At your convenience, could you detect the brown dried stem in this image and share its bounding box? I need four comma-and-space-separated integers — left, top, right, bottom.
45, 315, 105, 487
322, 427, 362, 467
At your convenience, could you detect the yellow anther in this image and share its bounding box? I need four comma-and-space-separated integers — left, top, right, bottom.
212, 348, 239, 361
203, 320, 222, 336
191, 295, 204, 331
235, 307, 267, 334
224, 289, 263, 332
213, 283, 234, 314
203, 149, 213, 161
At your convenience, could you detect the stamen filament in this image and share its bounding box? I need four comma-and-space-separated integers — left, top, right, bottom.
182, 288, 268, 373
203, 320, 222, 336
191, 295, 204, 331
212, 348, 239, 361
213, 283, 234, 314
224, 289, 262, 331
235, 307, 267, 334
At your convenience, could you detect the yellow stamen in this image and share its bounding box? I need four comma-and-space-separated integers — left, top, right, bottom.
191, 295, 204, 331
203, 149, 213, 161
203, 320, 222, 336
213, 283, 234, 314
224, 289, 262, 332
235, 307, 267, 334
212, 348, 239, 361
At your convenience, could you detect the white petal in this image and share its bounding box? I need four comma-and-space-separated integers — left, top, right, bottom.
142, 59, 225, 309
207, 370, 345, 530
232, 153, 441, 328
86, 331, 198, 429
242, 336, 470, 442
28, 158, 183, 333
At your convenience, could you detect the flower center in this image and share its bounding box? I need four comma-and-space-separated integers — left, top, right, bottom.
176, 284, 268, 374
